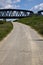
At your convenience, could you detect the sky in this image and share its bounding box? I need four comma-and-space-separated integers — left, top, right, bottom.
0, 0, 43, 12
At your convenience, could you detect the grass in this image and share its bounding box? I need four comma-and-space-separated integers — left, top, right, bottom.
17, 15, 43, 36
0, 20, 13, 41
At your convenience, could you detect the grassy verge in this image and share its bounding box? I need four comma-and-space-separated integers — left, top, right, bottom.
17, 15, 43, 36
0, 20, 13, 41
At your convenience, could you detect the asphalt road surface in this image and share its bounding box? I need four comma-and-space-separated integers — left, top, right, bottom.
0, 22, 43, 65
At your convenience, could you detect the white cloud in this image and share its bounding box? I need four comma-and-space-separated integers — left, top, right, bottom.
4, 4, 13, 9
4, 4, 20, 9
30, 3, 43, 12
12, 0, 20, 3
16, 0, 20, 2
0, 0, 20, 9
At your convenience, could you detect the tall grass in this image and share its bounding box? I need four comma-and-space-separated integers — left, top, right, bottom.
0, 21, 13, 41
17, 15, 43, 35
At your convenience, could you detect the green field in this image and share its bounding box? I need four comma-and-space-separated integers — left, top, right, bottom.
0, 20, 13, 41
17, 15, 43, 36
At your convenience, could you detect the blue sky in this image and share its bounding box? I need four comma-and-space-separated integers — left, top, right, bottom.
0, 0, 43, 12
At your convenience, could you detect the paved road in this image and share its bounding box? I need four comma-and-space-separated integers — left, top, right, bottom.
0, 22, 43, 65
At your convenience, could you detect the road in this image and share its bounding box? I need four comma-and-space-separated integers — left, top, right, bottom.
0, 22, 43, 65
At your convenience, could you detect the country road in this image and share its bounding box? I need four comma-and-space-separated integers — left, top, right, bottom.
0, 22, 43, 65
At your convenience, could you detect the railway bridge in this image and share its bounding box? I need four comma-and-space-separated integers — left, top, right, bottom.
38, 10, 43, 15
0, 9, 34, 19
